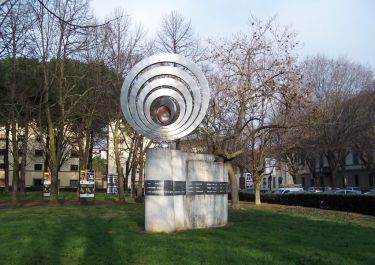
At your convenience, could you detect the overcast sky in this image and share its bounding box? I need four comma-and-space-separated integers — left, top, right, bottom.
90, 0, 375, 71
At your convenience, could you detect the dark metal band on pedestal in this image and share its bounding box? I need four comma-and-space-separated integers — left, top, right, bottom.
145, 180, 228, 196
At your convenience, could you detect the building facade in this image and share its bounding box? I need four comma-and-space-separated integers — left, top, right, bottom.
296, 151, 375, 190
0, 126, 80, 188
237, 159, 295, 190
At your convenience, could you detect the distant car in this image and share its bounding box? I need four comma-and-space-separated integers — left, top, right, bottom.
335, 189, 361, 195
274, 188, 304, 194
239, 188, 255, 194
239, 188, 269, 194
307, 187, 323, 193
344, 187, 362, 194
322, 187, 333, 192
364, 188, 375, 196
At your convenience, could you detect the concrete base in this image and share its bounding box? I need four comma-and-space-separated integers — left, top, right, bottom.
145, 148, 228, 232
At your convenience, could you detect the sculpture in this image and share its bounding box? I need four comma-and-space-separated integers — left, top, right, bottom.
121, 53, 227, 232
120, 53, 210, 141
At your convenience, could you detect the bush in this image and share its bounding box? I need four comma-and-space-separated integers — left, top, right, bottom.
238, 192, 375, 216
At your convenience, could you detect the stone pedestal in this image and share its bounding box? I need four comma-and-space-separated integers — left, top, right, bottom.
145, 148, 228, 233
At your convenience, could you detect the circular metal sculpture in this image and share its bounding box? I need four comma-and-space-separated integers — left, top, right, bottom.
120, 53, 210, 141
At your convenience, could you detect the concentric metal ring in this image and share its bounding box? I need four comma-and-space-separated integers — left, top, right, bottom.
120, 53, 210, 141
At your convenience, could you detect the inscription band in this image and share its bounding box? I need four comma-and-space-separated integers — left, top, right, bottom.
145, 180, 228, 196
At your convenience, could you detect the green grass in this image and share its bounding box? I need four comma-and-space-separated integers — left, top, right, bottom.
0, 197, 374, 265
0, 191, 132, 203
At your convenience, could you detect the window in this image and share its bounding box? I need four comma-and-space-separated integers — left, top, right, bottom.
0, 163, 5, 170
34, 164, 43, 171
70, 165, 79, 171
33, 178, 43, 187
278, 177, 283, 185
71, 151, 79, 158
35, 150, 43, 156
355, 174, 359, 187
0, 149, 7, 156
70, 179, 78, 187
352, 152, 359, 165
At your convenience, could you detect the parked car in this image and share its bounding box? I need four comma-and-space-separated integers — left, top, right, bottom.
322, 187, 333, 192
344, 187, 362, 194
239, 188, 269, 194
239, 188, 255, 194
364, 188, 375, 196
307, 187, 323, 193
274, 188, 304, 194
335, 189, 361, 195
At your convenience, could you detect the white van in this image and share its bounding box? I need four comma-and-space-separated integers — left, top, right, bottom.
274, 188, 304, 194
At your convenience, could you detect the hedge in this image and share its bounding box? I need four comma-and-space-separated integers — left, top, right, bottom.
237, 192, 375, 216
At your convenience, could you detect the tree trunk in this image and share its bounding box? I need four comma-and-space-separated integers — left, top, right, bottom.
342, 174, 347, 187
131, 161, 137, 198
125, 160, 130, 193
11, 119, 19, 205
137, 159, 144, 200
137, 138, 144, 199
226, 160, 240, 210
113, 123, 125, 203
331, 168, 337, 188
4, 123, 10, 192
48, 122, 59, 203
20, 121, 29, 196
44, 135, 50, 173
87, 130, 94, 169
10, 53, 18, 205
254, 181, 261, 205
175, 139, 181, 150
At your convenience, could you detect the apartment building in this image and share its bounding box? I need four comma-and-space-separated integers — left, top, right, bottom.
0, 126, 80, 188
296, 151, 375, 189
237, 159, 295, 190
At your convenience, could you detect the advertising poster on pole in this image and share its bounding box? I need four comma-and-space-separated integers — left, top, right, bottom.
80, 170, 95, 198
107, 174, 118, 195
43, 172, 51, 197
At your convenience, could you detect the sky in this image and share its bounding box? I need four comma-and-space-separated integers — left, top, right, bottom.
90, 0, 375, 72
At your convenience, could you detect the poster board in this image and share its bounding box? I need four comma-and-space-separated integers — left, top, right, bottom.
43, 172, 51, 197
107, 174, 118, 194
80, 170, 95, 198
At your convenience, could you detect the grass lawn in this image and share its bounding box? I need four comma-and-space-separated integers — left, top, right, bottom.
0, 195, 374, 265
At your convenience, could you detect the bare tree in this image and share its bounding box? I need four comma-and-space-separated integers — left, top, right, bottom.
300, 56, 374, 187
156, 10, 205, 62
98, 9, 144, 202
30, 0, 95, 202
0, 0, 34, 204
198, 16, 301, 208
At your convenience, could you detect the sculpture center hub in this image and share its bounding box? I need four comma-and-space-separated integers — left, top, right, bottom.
157, 105, 171, 125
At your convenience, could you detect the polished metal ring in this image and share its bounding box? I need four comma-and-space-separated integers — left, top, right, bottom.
120, 53, 210, 141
